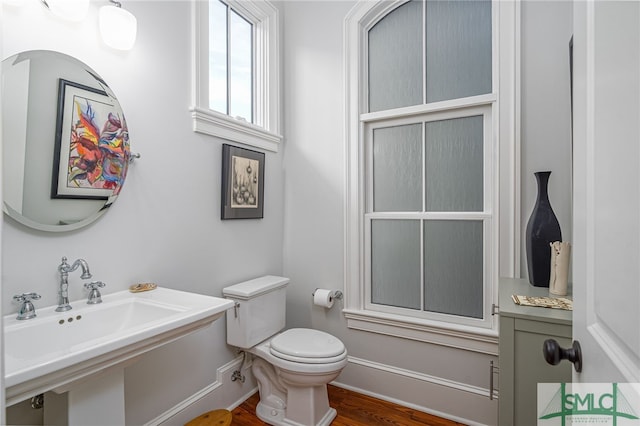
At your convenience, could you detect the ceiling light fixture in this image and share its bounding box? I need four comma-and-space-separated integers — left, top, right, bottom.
99, 0, 137, 51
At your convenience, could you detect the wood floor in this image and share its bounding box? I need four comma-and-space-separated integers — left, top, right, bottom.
230, 385, 466, 426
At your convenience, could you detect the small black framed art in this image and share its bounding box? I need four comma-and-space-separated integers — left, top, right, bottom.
221, 144, 265, 219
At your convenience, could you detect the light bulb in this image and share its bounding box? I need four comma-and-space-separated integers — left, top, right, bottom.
44, 0, 90, 22
99, 4, 137, 51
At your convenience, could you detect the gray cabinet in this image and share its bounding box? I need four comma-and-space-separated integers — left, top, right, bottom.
498, 277, 572, 426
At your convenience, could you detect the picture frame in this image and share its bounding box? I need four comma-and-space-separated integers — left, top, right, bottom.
52, 79, 129, 200
221, 144, 265, 219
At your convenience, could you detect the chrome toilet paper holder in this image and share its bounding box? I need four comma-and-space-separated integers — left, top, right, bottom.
312, 288, 343, 300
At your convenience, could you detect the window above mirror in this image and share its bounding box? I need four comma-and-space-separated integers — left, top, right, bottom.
191, 0, 282, 152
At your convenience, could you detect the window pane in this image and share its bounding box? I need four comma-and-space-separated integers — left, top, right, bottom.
371, 220, 421, 309
229, 10, 253, 122
368, 0, 423, 112
425, 0, 492, 103
373, 124, 423, 212
425, 116, 483, 211
209, 0, 228, 113
424, 220, 483, 318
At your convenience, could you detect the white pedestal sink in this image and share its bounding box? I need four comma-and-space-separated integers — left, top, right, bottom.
4, 287, 234, 424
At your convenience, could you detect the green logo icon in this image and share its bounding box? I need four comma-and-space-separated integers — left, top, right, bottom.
539, 383, 639, 425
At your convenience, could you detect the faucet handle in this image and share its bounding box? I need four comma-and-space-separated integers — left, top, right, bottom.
85, 281, 106, 289
13, 292, 41, 320
84, 281, 106, 304
13, 292, 41, 302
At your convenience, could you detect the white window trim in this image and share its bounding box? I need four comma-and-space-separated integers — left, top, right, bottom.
191, 0, 282, 152
343, 0, 520, 354
363, 105, 495, 330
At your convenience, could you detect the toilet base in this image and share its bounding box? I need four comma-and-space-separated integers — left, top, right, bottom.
251, 354, 341, 426
256, 401, 337, 426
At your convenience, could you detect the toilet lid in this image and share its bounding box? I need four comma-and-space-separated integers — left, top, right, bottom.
270, 328, 346, 363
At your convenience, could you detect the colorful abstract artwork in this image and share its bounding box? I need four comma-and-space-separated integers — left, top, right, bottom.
52, 79, 130, 200
221, 144, 265, 219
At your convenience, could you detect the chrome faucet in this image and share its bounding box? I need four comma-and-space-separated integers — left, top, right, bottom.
56, 256, 92, 312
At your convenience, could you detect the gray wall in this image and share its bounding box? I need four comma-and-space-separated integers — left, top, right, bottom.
520, 1, 574, 279
2, 0, 574, 424
281, 2, 498, 424
280, 0, 573, 423
2, 1, 283, 424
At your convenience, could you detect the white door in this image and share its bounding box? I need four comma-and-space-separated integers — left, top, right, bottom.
571, 0, 640, 385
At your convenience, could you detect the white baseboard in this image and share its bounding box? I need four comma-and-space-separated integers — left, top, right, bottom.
146, 354, 498, 426
334, 356, 498, 426
147, 355, 257, 426
347, 356, 494, 398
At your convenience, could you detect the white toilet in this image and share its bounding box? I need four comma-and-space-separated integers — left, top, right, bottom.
223, 275, 347, 426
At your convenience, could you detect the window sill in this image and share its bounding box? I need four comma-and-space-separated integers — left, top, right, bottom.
343, 308, 498, 355
191, 107, 282, 152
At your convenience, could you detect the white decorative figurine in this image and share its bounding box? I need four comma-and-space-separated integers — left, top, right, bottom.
549, 241, 571, 296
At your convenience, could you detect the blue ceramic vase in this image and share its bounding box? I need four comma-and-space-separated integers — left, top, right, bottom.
525, 171, 562, 287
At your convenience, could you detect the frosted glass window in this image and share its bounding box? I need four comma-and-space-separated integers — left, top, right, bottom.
208, 0, 254, 122
425, 116, 483, 211
229, 10, 253, 121
209, 0, 227, 114
371, 220, 421, 309
424, 220, 483, 318
373, 124, 423, 212
425, 0, 492, 103
368, 0, 423, 112
360, 0, 495, 326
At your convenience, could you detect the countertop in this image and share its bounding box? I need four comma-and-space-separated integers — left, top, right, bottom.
498, 277, 572, 325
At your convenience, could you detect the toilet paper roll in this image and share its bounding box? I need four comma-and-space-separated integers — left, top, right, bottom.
313, 289, 335, 308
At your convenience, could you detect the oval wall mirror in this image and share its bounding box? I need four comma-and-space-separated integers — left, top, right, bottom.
2, 50, 131, 232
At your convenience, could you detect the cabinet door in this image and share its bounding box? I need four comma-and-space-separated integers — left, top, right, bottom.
513, 320, 572, 425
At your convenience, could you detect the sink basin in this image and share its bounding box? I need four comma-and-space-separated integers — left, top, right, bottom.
4, 287, 233, 405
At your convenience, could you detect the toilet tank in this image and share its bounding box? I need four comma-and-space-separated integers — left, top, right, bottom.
223, 275, 289, 349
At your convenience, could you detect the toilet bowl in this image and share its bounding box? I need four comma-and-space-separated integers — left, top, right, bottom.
223, 276, 347, 426
250, 328, 347, 425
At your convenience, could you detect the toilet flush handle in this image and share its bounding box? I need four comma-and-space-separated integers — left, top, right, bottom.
233, 301, 240, 318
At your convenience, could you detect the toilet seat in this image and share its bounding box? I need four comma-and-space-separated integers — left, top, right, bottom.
270, 328, 346, 364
